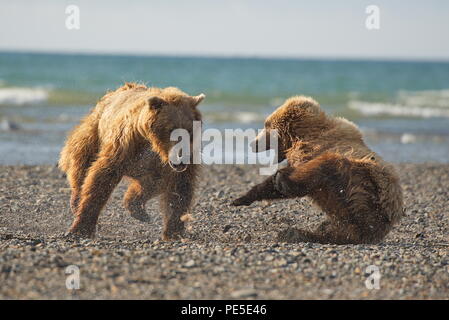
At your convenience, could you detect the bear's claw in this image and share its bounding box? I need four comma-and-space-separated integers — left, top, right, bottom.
231, 196, 253, 206
63, 230, 94, 240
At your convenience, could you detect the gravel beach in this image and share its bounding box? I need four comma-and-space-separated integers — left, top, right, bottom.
0, 163, 448, 299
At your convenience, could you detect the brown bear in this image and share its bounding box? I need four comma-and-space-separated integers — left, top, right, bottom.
232, 96, 404, 244
59, 83, 205, 240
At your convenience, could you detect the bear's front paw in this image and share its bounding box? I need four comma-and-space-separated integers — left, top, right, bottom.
66, 220, 96, 239
64, 228, 95, 240
162, 230, 184, 241
231, 195, 254, 206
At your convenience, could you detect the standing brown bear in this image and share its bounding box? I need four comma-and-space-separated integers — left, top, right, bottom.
232, 96, 404, 244
59, 83, 205, 240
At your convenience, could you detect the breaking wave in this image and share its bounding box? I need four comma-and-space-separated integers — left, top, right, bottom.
204, 111, 266, 124
0, 87, 49, 106
348, 89, 449, 118
0, 86, 101, 107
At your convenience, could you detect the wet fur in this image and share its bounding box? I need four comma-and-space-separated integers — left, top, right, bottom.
59, 83, 202, 240
233, 96, 404, 244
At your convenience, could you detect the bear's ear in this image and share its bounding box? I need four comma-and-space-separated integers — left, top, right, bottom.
191, 93, 206, 108
148, 96, 167, 111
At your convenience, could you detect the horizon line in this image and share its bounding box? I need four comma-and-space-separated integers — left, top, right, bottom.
1, 48, 449, 64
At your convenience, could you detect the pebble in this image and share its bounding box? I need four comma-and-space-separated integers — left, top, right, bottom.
184, 259, 196, 268
230, 289, 258, 299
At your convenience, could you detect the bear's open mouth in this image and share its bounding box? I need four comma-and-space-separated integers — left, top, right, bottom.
168, 161, 188, 172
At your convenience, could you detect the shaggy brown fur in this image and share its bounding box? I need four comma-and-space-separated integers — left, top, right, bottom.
59, 83, 205, 240
232, 96, 404, 244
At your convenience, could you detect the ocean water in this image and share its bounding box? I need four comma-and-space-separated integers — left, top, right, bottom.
0, 51, 449, 165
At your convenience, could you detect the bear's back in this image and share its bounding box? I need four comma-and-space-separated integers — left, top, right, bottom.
96, 85, 160, 140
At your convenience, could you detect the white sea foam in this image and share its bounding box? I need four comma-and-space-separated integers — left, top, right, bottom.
397, 89, 449, 108
400, 133, 417, 144
205, 111, 265, 124
0, 87, 49, 106
236, 111, 265, 123
349, 89, 449, 118
349, 101, 449, 118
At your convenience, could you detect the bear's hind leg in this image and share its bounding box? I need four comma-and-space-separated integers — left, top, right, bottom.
278, 219, 378, 244
68, 154, 123, 238
66, 156, 96, 214
60, 123, 99, 214
124, 176, 161, 222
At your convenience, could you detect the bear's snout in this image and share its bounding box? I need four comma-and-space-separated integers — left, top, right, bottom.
168, 146, 190, 172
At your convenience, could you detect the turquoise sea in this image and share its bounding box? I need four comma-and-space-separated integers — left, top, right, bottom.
1, 51, 449, 164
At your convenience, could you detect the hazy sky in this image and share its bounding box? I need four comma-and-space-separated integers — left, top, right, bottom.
1, 0, 448, 60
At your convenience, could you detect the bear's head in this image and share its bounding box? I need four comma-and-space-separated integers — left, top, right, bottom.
140, 87, 205, 172
250, 96, 329, 161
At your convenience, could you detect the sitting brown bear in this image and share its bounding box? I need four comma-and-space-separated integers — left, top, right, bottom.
232, 96, 404, 244
59, 83, 205, 240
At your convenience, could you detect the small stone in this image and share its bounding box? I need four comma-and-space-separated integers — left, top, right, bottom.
184, 259, 196, 268
213, 266, 225, 273
415, 233, 425, 239
273, 258, 287, 267
215, 190, 225, 198
230, 289, 258, 299
322, 289, 334, 295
